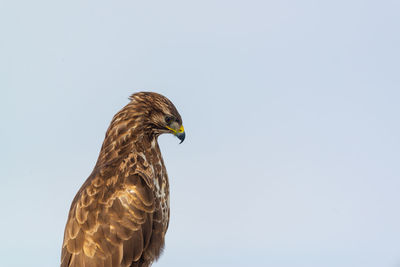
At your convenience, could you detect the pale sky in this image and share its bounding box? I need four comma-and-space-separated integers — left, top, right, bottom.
1, 1, 400, 266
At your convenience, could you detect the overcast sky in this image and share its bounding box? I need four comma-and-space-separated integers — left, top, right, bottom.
1, 1, 400, 267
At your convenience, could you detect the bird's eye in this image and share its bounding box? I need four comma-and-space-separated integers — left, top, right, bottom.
165, 116, 174, 124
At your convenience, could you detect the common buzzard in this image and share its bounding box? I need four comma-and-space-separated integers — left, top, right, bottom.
61, 92, 185, 267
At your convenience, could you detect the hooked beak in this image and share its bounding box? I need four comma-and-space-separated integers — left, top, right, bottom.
166, 125, 185, 144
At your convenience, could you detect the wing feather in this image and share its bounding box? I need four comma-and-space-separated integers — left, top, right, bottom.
61, 173, 155, 267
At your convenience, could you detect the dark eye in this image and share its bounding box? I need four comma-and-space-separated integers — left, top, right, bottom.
165, 116, 174, 124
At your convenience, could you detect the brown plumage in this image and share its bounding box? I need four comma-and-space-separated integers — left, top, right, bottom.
61, 92, 185, 267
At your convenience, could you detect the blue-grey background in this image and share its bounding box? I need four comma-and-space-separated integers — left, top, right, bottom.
1, 1, 399, 266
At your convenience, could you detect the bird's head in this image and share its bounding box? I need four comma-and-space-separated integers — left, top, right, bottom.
128, 92, 185, 143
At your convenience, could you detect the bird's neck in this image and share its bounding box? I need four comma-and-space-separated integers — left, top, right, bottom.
94, 110, 158, 163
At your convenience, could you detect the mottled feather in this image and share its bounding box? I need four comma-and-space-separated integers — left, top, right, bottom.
61, 92, 184, 267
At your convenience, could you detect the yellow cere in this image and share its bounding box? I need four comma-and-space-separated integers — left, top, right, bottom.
166, 125, 184, 134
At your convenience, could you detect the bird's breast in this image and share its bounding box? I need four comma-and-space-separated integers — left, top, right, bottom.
136, 147, 170, 233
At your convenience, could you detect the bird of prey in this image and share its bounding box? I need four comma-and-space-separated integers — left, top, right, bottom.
61, 92, 185, 267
